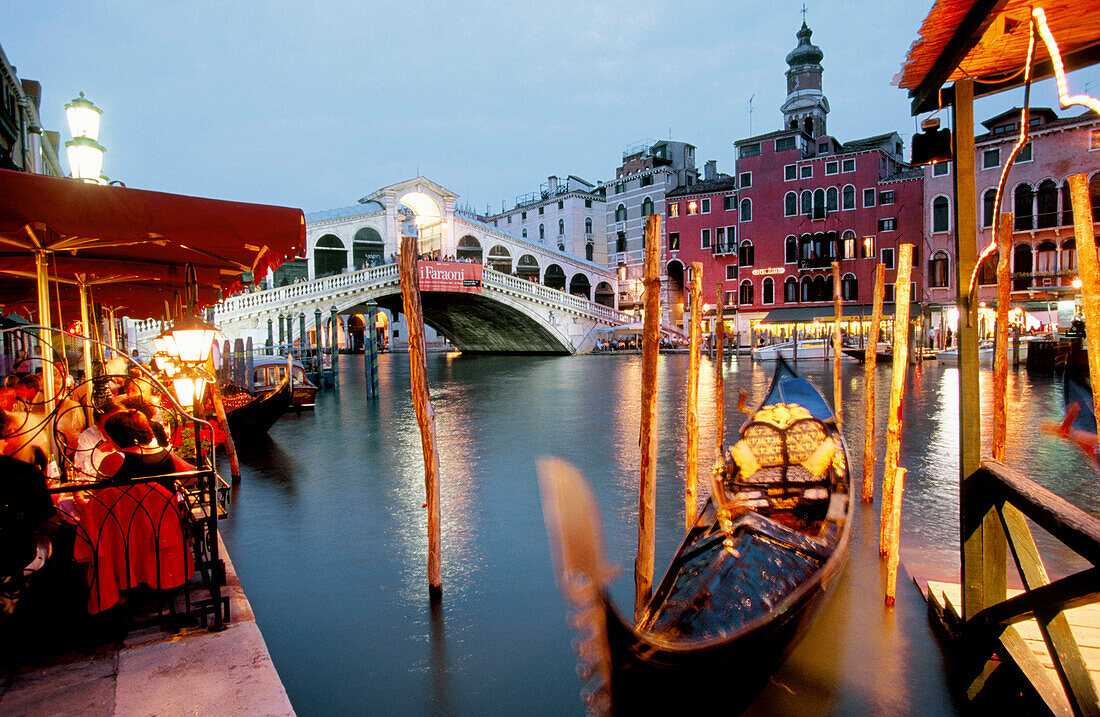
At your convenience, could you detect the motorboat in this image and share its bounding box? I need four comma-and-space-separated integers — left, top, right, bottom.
251, 355, 318, 409
752, 338, 854, 361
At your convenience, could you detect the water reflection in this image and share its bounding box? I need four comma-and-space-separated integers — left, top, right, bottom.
219, 352, 1098, 715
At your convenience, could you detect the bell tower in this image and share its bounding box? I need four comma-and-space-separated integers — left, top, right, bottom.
780, 20, 830, 139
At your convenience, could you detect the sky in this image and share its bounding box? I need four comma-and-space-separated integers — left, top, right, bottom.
6, 1, 1098, 217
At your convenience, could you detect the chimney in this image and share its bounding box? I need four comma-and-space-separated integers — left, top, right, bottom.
548, 175, 558, 193
704, 160, 716, 180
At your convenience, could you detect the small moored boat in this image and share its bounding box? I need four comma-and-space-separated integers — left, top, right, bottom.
222, 371, 292, 438
251, 355, 318, 409
539, 357, 852, 712
752, 338, 854, 361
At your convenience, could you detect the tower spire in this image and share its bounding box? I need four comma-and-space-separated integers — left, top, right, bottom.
781, 16, 829, 138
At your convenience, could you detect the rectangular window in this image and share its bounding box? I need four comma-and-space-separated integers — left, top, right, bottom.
825, 161, 838, 175
775, 137, 796, 152
557, 200, 564, 209
585, 199, 592, 208
842, 158, 856, 172
879, 190, 895, 205
1092, 129, 1100, 150
862, 236, 875, 258
668, 202, 679, 217
818, 142, 829, 153
843, 236, 856, 259
932, 161, 950, 176
701, 198, 711, 214
884, 284, 895, 303
726, 266, 737, 280
739, 142, 761, 158
701, 229, 711, 249
507, 216, 512, 224
879, 217, 897, 231
538, 206, 544, 215
982, 148, 1000, 169
725, 290, 736, 305
616, 232, 626, 253
784, 164, 797, 181
521, 211, 527, 220
739, 172, 752, 188
1017, 143, 1033, 162
882, 247, 895, 269
863, 189, 876, 207
686, 201, 699, 215
668, 232, 679, 250
640, 175, 653, 186
727, 226, 736, 249
724, 195, 735, 211
800, 165, 813, 179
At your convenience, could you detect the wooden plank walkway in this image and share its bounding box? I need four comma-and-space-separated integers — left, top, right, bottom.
922, 579, 1100, 696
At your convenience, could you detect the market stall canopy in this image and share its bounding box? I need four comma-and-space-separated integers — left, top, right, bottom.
0, 168, 306, 295
0, 272, 222, 322
895, 0, 1100, 113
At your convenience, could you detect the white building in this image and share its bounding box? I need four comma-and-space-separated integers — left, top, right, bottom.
485, 175, 607, 266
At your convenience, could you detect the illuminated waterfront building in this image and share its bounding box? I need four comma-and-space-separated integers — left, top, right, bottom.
0, 43, 62, 176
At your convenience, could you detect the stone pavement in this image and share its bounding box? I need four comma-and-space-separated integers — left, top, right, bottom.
0, 536, 294, 716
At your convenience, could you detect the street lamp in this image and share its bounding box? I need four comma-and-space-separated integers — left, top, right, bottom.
64, 92, 106, 183
156, 314, 218, 410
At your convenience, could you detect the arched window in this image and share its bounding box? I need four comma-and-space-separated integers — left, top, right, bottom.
314, 234, 347, 278
586, 242, 594, 261
738, 240, 754, 267
841, 230, 857, 260
558, 218, 565, 236
544, 264, 566, 290
812, 189, 825, 219
615, 204, 627, 222
739, 280, 754, 305
784, 277, 798, 303
801, 276, 812, 301
826, 187, 838, 212
1061, 239, 1077, 273
762, 277, 774, 304
800, 190, 812, 215
641, 196, 654, 216
982, 188, 997, 228
785, 236, 797, 264
522, 228, 528, 239
539, 223, 545, 241
932, 196, 950, 233
929, 251, 949, 288
1036, 179, 1058, 228
456, 234, 483, 263
784, 192, 797, 216
978, 249, 998, 285
740, 198, 752, 222
842, 184, 855, 210
1013, 244, 1033, 291
1090, 173, 1100, 216
841, 273, 858, 300
1036, 241, 1058, 273
813, 275, 827, 301
585, 217, 593, 235
1062, 181, 1074, 226
1014, 183, 1035, 231
352, 226, 384, 268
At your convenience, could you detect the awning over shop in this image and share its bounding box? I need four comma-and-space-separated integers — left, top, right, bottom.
760, 303, 923, 323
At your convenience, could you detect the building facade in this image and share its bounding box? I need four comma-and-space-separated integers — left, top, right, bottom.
0, 44, 62, 176
667, 21, 926, 344
922, 107, 1100, 340
485, 175, 607, 266
600, 139, 698, 316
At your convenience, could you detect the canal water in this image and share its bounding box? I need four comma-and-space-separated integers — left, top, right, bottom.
219, 351, 1100, 715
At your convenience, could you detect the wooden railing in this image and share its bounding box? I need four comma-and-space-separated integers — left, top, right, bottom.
953, 459, 1100, 715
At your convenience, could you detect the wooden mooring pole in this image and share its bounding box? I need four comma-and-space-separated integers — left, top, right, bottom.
635, 214, 662, 623
715, 282, 725, 460
862, 264, 885, 503
210, 382, 241, 482
880, 244, 913, 556
399, 236, 442, 601
1069, 174, 1100, 457
993, 212, 1013, 461
685, 263, 702, 531
832, 261, 843, 428
885, 467, 906, 606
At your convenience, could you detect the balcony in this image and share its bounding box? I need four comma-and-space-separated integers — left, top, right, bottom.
798, 256, 834, 271
1010, 269, 1076, 292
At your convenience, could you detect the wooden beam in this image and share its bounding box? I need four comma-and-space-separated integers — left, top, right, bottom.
907, 0, 1011, 115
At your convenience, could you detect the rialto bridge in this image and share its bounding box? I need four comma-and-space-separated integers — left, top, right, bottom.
134, 178, 631, 354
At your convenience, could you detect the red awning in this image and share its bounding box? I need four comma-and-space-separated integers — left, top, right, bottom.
0, 168, 305, 296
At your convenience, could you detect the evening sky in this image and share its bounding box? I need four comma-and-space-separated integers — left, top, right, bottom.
5, 1, 1098, 215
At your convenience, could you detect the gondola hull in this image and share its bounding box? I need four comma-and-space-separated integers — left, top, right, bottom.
590, 358, 851, 708
224, 375, 292, 438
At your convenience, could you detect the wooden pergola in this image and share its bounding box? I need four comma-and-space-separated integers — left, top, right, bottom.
897, 1, 1100, 713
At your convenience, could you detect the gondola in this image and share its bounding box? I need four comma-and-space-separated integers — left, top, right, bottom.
222, 372, 292, 438
1063, 360, 1096, 436
539, 357, 852, 713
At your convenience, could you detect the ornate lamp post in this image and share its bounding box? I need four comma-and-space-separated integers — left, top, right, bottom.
64, 92, 106, 184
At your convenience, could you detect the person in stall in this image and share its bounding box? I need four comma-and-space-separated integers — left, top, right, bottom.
98, 408, 194, 481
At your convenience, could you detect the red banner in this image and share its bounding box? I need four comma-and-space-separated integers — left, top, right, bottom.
416, 261, 482, 293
